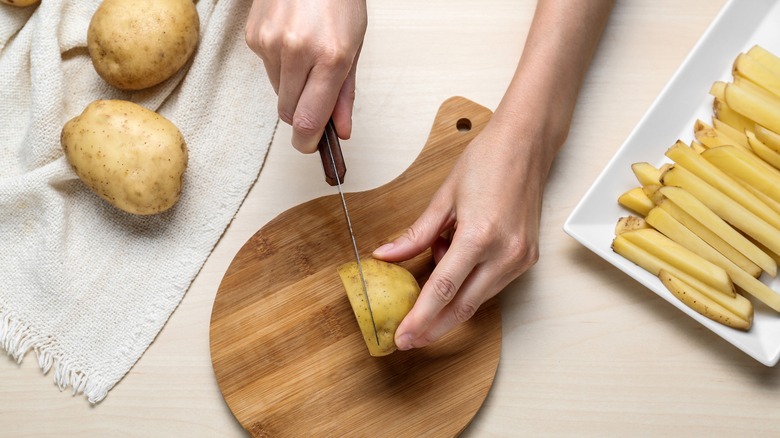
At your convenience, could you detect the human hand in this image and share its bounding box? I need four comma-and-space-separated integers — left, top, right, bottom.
245, 0, 367, 153
372, 120, 557, 350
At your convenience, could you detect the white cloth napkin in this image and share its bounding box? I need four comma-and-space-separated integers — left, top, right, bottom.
0, 0, 277, 403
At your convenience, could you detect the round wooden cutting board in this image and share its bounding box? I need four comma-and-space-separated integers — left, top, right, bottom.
210, 97, 502, 437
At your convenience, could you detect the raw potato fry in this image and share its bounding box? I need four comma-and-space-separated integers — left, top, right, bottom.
694, 119, 747, 150
712, 118, 749, 148
723, 83, 780, 134
631, 162, 662, 186
734, 75, 779, 102
734, 176, 780, 217
618, 187, 654, 216
701, 144, 780, 204
754, 124, 780, 154
665, 141, 780, 232
642, 183, 665, 206
620, 228, 735, 297
747, 45, 780, 79
714, 99, 756, 134
709, 81, 726, 101
747, 130, 780, 169
657, 199, 762, 278
611, 235, 753, 322
615, 216, 649, 235
648, 207, 780, 312
661, 164, 780, 258
690, 140, 707, 154
658, 270, 752, 331
733, 52, 780, 97
657, 185, 777, 276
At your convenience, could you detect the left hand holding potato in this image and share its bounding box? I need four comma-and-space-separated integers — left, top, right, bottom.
373, 0, 615, 350
373, 119, 552, 351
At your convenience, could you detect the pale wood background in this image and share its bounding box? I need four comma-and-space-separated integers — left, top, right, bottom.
7, 1, 780, 436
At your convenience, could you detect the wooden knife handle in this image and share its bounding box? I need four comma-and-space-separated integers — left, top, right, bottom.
318, 119, 347, 186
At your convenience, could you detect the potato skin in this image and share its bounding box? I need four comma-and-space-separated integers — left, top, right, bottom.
338, 259, 421, 356
87, 0, 199, 90
0, 0, 40, 7
61, 100, 188, 215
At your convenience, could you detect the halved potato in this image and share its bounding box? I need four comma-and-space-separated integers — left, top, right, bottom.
338, 258, 420, 356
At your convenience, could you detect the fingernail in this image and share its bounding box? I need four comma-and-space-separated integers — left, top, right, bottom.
396, 333, 413, 351
373, 242, 394, 256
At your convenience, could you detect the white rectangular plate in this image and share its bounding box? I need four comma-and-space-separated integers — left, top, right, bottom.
564, 0, 780, 366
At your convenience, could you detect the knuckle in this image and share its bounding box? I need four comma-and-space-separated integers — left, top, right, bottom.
505, 236, 539, 274
316, 45, 351, 70
430, 275, 458, 304
246, 26, 276, 55
452, 300, 479, 324
292, 112, 320, 137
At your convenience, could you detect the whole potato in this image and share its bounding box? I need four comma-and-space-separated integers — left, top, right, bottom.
61, 100, 188, 215
87, 0, 199, 90
0, 0, 40, 7
338, 258, 421, 356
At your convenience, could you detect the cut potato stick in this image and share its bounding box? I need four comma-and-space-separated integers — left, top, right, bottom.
723, 83, 780, 134
618, 187, 654, 217
733, 52, 780, 97
619, 228, 735, 297
747, 130, 780, 170
694, 119, 748, 150
661, 163, 780, 257
747, 45, 780, 80
701, 144, 780, 204
754, 124, 780, 154
631, 162, 662, 186
734, 75, 779, 102
690, 140, 706, 154
714, 99, 756, 134
615, 215, 649, 235
647, 206, 748, 286
665, 141, 780, 232
733, 175, 780, 218
641, 184, 663, 205
656, 184, 777, 276
658, 270, 752, 331
648, 207, 780, 312
709, 81, 726, 101
611, 235, 753, 321
712, 117, 749, 148
753, 238, 780, 266
657, 199, 762, 278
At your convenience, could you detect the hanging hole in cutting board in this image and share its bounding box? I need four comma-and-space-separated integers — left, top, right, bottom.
456, 118, 472, 132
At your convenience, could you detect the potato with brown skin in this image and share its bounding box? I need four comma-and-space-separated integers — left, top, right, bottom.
87, 0, 199, 90
338, 259, 421, 356
0, 0, 40, 7
61, 100, 188, 215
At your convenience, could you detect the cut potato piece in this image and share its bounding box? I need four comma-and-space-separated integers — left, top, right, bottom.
631, 162, 662, 186
611, 236, 753, 322
660, 164, 780, 258
659, 270, 751, 331
618, 187, 654, 216
656, 185, 776, 276
665, 141, 780, 232
619, 228, 735, 297
338, 258, 421, 357
657, 199, 762, 278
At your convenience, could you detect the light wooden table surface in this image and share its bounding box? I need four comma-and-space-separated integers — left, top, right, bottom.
6, 0, 780, 436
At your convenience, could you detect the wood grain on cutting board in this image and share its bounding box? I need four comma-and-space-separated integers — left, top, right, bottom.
210, 97, 502, 437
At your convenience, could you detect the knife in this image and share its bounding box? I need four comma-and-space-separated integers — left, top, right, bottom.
318, 119, 380, 346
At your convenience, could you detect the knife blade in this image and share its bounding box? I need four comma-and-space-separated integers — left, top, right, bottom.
318, 119, 380, 346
